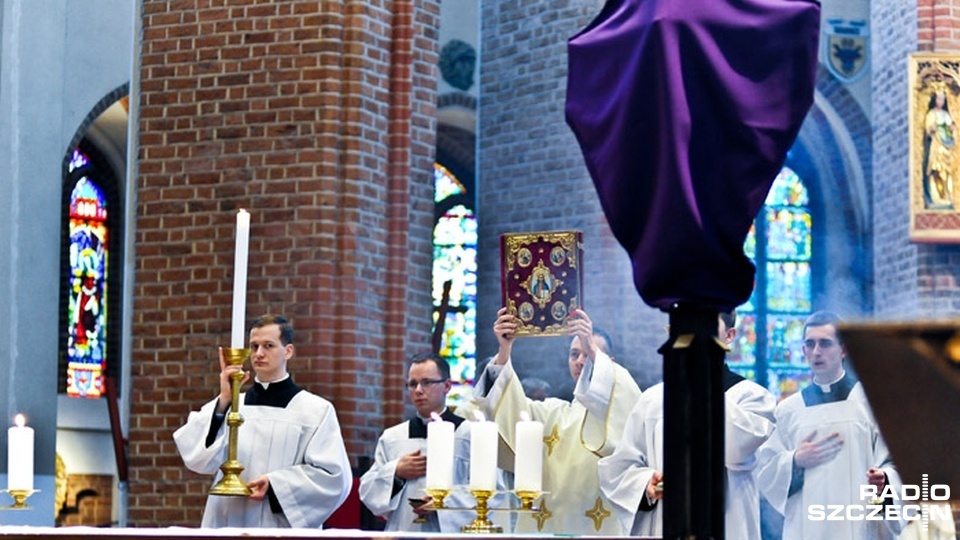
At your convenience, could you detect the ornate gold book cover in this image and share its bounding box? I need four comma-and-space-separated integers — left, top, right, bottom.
500, 230, 583, 336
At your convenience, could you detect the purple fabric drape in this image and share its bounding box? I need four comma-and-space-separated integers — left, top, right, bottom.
565, 0, 820, 312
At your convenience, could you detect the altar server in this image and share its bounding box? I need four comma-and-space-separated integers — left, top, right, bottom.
756, 310, 903, 539
174, 314, 351, 528
359, 353, 466, 531
598, 310, 775, 539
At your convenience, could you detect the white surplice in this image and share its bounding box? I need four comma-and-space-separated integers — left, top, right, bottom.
470, 350, 641, 535
756, 375, 903, 540
597, 376, 776, 539
173, 388, 352, 528
358, 413, 475, 533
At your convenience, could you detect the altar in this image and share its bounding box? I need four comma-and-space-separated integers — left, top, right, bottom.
0, 527, 656, 540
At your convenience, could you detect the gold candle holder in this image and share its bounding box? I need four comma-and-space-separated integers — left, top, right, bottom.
424, 487, 450, 509
461, 489, 503, 534
209, 347, 252, 497
515, 489, 542, 511
2, 489, 38, 509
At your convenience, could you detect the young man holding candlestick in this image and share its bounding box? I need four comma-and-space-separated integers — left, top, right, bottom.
173, 314, 352, 528
359, 353, 468, 532
469, 307, 641, 535
597, 310, 776, 539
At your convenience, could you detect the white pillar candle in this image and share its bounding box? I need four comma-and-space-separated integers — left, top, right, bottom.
7, 414, 34, 491
469, 418, 499, 491
230, 209, 250, 349
426, 416, 454, 490
514, 415, 543, 492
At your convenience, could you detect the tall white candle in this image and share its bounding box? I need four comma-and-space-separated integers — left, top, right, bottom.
231, 209, 250, 348
7, 414, 34, 491
514, 413, 543, 492
469, 416, 498, 491
426, 415, 454, 490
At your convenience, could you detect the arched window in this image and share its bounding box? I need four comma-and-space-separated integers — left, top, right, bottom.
64, 150, 110, 397
432, 163, 477, 405
729, 166, 813, 400
60, 144, 122, 399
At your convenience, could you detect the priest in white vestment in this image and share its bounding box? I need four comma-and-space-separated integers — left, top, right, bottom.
359, 353, 473, 532
597, 310, 776, 539
756, 310, 904, 540
174, 314, 352, 528
468, 307, 641, 535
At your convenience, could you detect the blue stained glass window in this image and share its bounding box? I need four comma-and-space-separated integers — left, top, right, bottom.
765, 314, 806, 366
432, 164, 477, 403
434, 163, 465, 202
765, 209, 811, 261
765, 168, 809, 206
728, 313, 757, 367
765, 262, 812, 313
66, 150, 109, 399
731, 166, 813, 400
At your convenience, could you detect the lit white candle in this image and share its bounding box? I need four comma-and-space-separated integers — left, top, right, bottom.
426, 413, 454, 490
7, 414, 34, 491
230, 209, 250, 349
514, 412, 543, 492
469, 413, 498, 491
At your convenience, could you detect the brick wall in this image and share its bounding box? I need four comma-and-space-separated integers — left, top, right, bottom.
918, 0, 960, 51
872, 0, 960, 318
476, 0, 664, 393
131, 0, 438, 526
913, 1, 960, 314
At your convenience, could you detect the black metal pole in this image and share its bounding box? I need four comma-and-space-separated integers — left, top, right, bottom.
661, 303, 726, 539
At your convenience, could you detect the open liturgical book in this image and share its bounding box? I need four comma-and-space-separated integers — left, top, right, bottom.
500, 230, 584, 336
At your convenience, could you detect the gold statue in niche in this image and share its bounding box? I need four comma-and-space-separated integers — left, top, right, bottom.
923, 83, 957, 209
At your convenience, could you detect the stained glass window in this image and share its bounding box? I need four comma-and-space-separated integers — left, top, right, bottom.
729, 167, 813, 401
65, 149, 109, 398
432, 164, 477, 406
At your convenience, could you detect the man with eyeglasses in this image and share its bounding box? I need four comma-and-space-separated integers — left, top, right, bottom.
359, 353, 464, 531
755, 310, 903, 539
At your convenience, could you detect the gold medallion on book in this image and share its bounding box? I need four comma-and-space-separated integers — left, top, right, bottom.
500, 230, 584, 336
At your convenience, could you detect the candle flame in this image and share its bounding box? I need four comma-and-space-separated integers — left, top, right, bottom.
430, 412, 443, 422
472, 410, 486, 422
520, 410, 531, 422
13, 414, 25, 427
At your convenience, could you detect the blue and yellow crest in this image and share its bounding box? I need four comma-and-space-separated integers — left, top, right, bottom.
825, 19, 869, 83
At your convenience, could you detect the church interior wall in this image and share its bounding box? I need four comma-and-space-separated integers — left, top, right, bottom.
129, 0, 440, 526
872, 0, 921, 319
5, 0, 960, 531
0, 0, 134, 526
792, 82, 875, 317
475, 0, 666, 397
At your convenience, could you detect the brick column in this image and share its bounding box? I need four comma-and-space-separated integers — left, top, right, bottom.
131, 0, 437, 526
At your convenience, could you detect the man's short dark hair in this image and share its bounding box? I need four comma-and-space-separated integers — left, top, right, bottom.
803, 310, 842, 342
251, 314, 294, 345
408, 352, 452, 380
720, 310, 737, 332
590, 327, 615, 358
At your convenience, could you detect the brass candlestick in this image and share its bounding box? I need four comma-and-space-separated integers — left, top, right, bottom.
209, 347, 252, 497
515, 489, 542, 511
462, 489, 503, 534
2, 489, 38, 509
424, 487, 450, 509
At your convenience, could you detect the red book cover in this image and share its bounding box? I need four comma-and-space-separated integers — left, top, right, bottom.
500, 230, 584, 337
